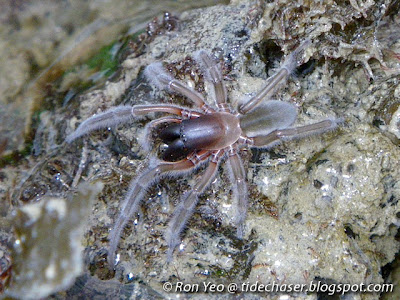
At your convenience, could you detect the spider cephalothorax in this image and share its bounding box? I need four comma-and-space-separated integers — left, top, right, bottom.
66, 40, 341, 268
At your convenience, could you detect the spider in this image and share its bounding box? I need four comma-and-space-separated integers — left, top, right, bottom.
66, 40, 341, 268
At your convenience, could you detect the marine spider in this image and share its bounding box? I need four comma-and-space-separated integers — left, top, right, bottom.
66, 41, 341, 268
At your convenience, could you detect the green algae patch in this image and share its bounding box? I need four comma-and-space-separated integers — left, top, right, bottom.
86, 42, 120, 77
6, 182, 104, 299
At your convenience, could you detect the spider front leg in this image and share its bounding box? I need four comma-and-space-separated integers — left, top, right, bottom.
165, 151, 223, 261
132, 104, 203, 118
66, 106, 134, 143
108, 153, 211, 268
66, 104, 202, 143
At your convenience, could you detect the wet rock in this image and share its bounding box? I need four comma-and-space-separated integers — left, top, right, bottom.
6, 182, 103, 299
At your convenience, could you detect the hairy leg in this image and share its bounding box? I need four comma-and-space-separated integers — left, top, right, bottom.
239, 40, 311, 114
144, 62, 214, 113
66, 106, 133, 143
66, 104, 203, 143
107, 152, 211, 268
194, 50, 227, 108
226, 149, 248, 238
165, 151, 222, 261
132, 104, 203, 118
250, 118, 343, 147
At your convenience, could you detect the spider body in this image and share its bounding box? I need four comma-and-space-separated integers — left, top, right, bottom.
66, 40, 341, 268
159, 112, 241, 161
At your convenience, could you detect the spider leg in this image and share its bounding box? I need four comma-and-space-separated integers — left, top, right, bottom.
107, 151, 211, 268
144, 62, 214, 113
66, 106, 133, 143
66, 104, 203, 143
165, 150, 223, 261
249, 118, 342, 147
226, 148, 248, 238
194, 50, 227, 108
239, 40, 311, 114
132, 104, 203, 118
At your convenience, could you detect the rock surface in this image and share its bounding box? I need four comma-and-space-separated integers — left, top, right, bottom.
1, 0, 400, 299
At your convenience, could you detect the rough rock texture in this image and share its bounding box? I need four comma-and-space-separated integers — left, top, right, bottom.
0, 0, 226, 153
2, 0, 400, 299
